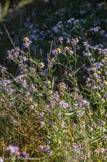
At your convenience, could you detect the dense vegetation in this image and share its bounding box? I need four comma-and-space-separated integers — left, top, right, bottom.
0, 0, 107, 161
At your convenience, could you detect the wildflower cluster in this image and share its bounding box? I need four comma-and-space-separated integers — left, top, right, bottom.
0, 1, 106, 161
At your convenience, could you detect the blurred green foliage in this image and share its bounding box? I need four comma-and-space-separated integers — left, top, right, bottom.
0, 0, 10, 21
0, 0, 33, 21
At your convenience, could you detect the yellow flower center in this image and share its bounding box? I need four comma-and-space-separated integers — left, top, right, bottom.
98, 94, 101, 98
25, 43, 27, 46
81, 121, 85, 124
57, 48, 61, 52
75, 38, 78, 41
40, 62, 44, 66
89, 111, 92, 116
104, 81, 107, 84
61, 85, 65, 88
94, 73, 97, 76
24, 37, 28, 41
97, 71, 101, 74
47, 81, 50, 84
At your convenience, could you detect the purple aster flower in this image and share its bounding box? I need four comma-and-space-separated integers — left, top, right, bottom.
91, 58, 96, 62
23, 37, 32, 48
59, 37, 63, 43
45, 145, 50, 150
22, 151, 30, 158
29, 105, 34, 109
86, 78, 91, 84
39, 145, 44, 150
6, 145, 20, 154
100, 148, 105, 154
29, 84, 36, 91
38, 62, 45, 69
84, 52, 92, 56
40, 121, 45, 128
83, 41, 90, 47
50, 100, 56, 108
52, 49, 59, 55
47, 151, 53, 156
44, 68, 48, 75
87, 125, 93, 132
67, 38, 70, 44
101, 98, 105, 103
0, 65, 7, 72
67, 18, 75, 23
73, 103, 78, 109
49, 121, 54, 126
100, 119, 105, 126
39, 112, 44, 118
58, 82, 68, 90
